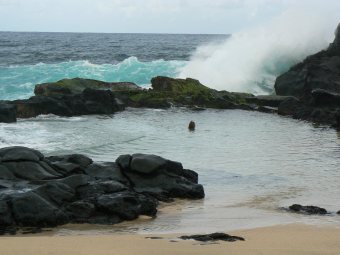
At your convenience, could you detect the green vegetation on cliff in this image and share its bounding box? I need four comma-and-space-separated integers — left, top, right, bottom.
128, 76, 253, 109
33, 76, 254, 110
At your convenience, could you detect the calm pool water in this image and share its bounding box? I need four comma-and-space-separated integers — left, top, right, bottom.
1, 108, 340, 234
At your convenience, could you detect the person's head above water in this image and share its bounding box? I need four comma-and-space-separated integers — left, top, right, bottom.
188, 121, 195, 131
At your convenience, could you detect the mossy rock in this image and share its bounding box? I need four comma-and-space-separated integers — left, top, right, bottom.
129, 91, 171, 108
151, 76, 212, 96
125, 76, 255, 109
34, 78, 141, 96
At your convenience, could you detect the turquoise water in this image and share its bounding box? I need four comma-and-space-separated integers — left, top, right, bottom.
0, 32, 226, 100
0, 57, 186, 100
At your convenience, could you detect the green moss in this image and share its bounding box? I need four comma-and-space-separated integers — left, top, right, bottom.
52, 78, 107, 93
129, 91, 171, 108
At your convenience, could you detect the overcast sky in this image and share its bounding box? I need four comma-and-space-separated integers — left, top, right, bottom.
0, 0, 339, 34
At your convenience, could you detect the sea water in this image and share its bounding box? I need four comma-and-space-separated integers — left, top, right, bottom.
0, 32, 226, 100
0, 32, 340, 234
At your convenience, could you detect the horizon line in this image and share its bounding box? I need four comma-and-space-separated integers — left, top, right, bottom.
0, 30, 230, 36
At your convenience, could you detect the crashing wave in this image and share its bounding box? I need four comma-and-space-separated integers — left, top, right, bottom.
0, 57, 186, 100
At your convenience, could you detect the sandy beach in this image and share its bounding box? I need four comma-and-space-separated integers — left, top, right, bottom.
0, 224, 339, 255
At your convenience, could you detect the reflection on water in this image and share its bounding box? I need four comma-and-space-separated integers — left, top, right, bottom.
1, 108, 340, 234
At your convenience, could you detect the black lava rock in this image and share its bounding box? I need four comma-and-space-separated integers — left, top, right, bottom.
0, 102, 17, 123
274, 23, 340, 129
288, 204, 328, 215
180, 233, 245, 242
0, 146, 204, 234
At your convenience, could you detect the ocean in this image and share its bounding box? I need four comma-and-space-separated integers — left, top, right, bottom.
0, 32, 227, 100
1, 32, 340, 234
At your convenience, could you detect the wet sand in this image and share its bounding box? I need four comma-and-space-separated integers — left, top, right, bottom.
0, 224, 339, 255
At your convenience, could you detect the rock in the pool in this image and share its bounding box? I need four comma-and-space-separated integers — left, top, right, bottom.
288, 204, 328, 215
0, 146, 205, 234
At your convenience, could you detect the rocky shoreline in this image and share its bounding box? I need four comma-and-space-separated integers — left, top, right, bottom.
0, 147, 204, 235
0, 76, 297, 123
275, 24, 340, 128
0, 22, 339, 129
1, 23, 339, 128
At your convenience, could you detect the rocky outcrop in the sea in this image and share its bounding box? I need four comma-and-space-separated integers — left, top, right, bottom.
287, 204, 328, 215
275, 24, 340, 98
11, 88, 125, 118
275, 23, 340, 128
0, 102, 17, 123
34, 78, 141, 96
127, 76, 254, 109
0, 147, 204, 234
2, 72, 305, 121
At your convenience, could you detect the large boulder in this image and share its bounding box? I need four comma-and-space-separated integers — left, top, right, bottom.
288, 204, 328, 215
274, 23, 340, 128
12, 88, 124, 118
0, 146, 44, 162
96, 191, 158, 220
34, 78, 141, 96
10, 191, 68, 227
0, 201, 13, 226
0, 102, 17, 123
151, 76, 212, 94
127, 76, 252, 110
275, 23, 340, 98
117, 153, 205, 201
130, 154, 168, 174
0, 147, 204, 234
13, 96, 73, 118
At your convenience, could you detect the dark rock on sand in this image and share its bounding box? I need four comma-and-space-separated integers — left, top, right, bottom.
0, 146, 204, 234
180, 233, 245, 242
0, 102, 17, 123
10, 191, 69, 227
117, 153, 205, 201
0, 201, 13, 226
288, 204, 328, 215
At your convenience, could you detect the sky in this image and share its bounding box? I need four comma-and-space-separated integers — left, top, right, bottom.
0, 0, 339, 34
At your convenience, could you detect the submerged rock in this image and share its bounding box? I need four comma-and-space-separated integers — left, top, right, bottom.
180, 233, 245, 242
288, 204, 328, 215
0, 146, 204, 234
0, 102, 17, 123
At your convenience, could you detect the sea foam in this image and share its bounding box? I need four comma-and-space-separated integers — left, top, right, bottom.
179, 8, 338, 94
